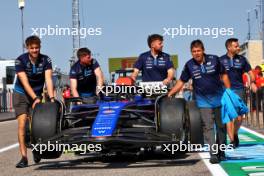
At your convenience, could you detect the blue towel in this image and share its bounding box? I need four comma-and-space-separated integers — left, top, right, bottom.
221, 89, 248, 124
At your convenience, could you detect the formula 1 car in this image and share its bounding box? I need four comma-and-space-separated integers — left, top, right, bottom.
29, 77, 204, 162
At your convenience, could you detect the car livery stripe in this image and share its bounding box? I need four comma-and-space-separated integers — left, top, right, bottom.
91, 101, 131, 137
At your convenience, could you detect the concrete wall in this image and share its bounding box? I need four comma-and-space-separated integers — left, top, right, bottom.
240, 40, 263, 69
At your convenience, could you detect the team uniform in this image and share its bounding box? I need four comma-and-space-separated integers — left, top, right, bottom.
13, 53, 52, 117
219, 54, 251, 101
134, 51, 174, 81
69, 59, 99, 97
180, 54, 226, 156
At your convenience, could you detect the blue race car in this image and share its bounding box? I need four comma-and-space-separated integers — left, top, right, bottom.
29, 75, 203, 162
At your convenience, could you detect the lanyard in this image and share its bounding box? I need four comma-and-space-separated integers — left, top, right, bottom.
154, 58, 158, 66
230, 59, 234, 67
32, 64, 36, 74
201, 64, 206, 73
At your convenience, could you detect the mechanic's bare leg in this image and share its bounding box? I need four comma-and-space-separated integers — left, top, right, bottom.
18, 114, 28, 158
234, 115, 242, 147
16, 114, 29, 168
226, 121, 234, 142
234, 116, 242, 133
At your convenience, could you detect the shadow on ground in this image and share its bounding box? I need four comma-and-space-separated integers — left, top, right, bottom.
33, 151, 200, 170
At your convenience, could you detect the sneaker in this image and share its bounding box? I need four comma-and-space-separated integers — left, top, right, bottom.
217, 151, 226, 161
229, 141, 237, 149
16, 157, 28, 168
209, 155, 220, 164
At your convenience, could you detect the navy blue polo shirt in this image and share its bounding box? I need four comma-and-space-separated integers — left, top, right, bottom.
219, 54, 251, 90
69, 59, 99, 97
14, 53, 52, 96
180, 54, 226, 108
134, 51, 174, 81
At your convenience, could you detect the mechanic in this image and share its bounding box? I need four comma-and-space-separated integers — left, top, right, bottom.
252, 66, 263, 111
62, 84, 71, 99
14, 35, 55, 168
69, 47, 104, 101
168, 40, 230, 164
219, 38, 257, 148
131, 34, 175, 85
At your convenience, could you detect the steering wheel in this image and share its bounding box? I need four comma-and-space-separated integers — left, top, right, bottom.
116, 92, 134, 101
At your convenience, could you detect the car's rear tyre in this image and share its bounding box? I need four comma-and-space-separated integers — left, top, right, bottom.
187, 101, 204, 145
31, 102, 62, 159
158, 97, 187, 142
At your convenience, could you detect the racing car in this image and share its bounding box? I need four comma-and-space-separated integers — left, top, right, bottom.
29, 76, 204, 162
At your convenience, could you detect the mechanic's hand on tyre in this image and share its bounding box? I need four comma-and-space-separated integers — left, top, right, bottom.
162, 78, 171, 86
32, 98, 41, 109
167, 92, 173, 99
50, 97, 55, 103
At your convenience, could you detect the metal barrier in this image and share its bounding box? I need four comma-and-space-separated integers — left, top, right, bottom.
0, 89, 14, 112
244, 87, 264, 129
0, 88, 63, 112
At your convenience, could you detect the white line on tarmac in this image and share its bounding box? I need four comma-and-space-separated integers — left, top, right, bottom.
199, 152, 228, 176
199, 126, 264, 176
0, 143, 19, 153
241, 126, 264, 139
0, 119, 16, 125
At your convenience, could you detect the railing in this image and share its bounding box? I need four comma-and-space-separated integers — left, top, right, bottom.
180, 86, 264, 129
244, 87, 264, 129
0, 89, 14, 112
0, 88, 63, 113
